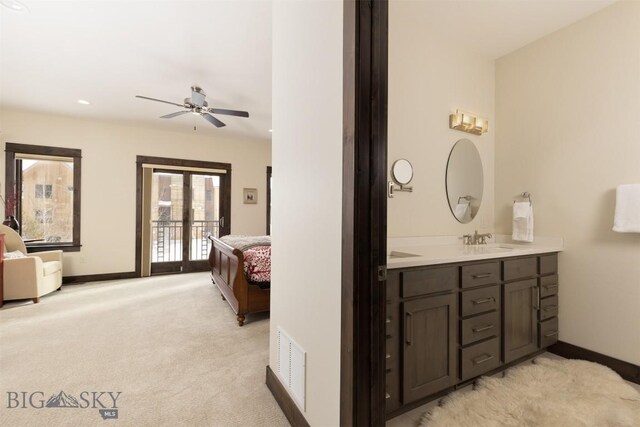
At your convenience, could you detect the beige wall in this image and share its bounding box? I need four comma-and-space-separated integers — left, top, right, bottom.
0, 109, 272, 277
388, 0, 495, 237
270, 1, 343, 425
495, 1, 640, 364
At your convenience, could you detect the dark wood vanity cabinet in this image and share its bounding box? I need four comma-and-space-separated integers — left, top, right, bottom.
385, 267, 458, 413
402, 293, 457, 402
386, 252, 560, 419
503, 278, 538, 363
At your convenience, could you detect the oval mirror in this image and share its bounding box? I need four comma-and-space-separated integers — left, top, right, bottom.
446, 139, 483, 224
392, 159, 413, 185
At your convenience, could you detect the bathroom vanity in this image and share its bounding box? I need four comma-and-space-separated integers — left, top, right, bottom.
385, 242, 562, 418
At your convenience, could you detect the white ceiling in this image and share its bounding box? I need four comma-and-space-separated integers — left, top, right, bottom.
0, 0, 617, 140
394, 0, 617, 59
0, 1, 272, 140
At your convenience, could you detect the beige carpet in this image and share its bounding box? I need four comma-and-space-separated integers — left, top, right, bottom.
421, 357, 640, 427
0, 272, 289, 427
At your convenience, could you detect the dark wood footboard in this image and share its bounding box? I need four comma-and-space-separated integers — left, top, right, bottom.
208, 236, 270, 326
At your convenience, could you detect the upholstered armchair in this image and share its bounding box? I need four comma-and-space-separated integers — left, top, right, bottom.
1, 225, 63, 303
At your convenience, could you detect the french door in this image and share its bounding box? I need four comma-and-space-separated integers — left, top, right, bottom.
150, 169, 230, 275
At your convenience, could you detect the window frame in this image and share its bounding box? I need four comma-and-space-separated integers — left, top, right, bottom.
5, 143, 82, 252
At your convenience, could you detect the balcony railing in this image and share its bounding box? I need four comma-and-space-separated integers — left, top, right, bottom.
151, 220, 219, 263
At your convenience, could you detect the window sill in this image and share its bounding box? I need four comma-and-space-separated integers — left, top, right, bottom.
26, 243, 81, 253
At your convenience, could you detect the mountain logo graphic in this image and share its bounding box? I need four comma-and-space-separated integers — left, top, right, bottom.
45, 391, 80, 408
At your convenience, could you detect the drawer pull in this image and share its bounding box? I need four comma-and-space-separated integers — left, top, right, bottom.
544, 330, 559, 337
543, 305, 558, 311
386, 318, 391, 324
385, 392, 391, 400
472, 324, 494, 333
543, 284, 558, 289
386, 353, 391, 359
472, 354, 495, 365
472, 297, 494, 305
472, 273, 493, 279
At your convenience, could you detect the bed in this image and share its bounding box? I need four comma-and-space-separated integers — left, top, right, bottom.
207, 235, 271, 326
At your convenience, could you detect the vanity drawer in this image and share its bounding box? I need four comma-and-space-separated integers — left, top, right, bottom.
461, 285, 500, 317
539, 317, 559, 348
401, 266, 457, 298
461, 337, 501, 381
539, 295, 558, 321
503, 257, 537, 282
539, 253, 558, 276
461, 311, 500, 346
540, 275, 559, 298
461, 262, 500, 289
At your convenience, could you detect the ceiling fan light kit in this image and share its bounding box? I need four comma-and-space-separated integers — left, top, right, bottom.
136, 85, 249, 128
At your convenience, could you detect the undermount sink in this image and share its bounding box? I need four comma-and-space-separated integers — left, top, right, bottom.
389, 251, 420, 258
484, 246, 514, 253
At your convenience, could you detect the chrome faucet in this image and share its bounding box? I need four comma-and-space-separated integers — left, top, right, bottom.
463, 230, 493, 245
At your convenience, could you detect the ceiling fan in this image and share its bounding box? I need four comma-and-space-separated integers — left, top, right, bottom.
136, 86, 249, 128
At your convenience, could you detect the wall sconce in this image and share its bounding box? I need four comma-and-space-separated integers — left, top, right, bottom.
449, 110, 488, 136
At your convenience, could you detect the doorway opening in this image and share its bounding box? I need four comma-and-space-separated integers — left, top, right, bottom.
135, 156, 232, 277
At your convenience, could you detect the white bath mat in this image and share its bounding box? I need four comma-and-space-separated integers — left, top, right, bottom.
421, 357, 640, 427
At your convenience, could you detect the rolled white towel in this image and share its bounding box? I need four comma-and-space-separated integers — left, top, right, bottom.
613, 184, 640, 233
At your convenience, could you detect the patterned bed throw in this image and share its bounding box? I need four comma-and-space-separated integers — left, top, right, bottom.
243, 246, 271, 284
219, 235, 271, 284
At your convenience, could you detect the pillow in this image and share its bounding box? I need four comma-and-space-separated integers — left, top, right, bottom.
4, 250, 26, 259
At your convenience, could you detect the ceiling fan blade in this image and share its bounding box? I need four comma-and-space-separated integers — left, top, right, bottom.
191, 87, 206, 108
160, 111, 191, 119
208, 108, 249, 118
136, 95, 184, 108
201, 113, 226, 128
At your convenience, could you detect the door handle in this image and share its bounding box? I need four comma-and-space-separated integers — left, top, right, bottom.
219, 217, 224, 228
405, 312, 413, 346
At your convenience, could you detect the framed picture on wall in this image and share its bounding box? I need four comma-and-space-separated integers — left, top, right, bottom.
243, 188, 258, 204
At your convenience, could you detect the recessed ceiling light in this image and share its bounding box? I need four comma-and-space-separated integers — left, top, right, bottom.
0, 0, 29, 12
77, 99, 91, 105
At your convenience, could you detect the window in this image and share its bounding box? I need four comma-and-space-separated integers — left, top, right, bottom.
5, 143, 82, 251
35, 184, 53, 199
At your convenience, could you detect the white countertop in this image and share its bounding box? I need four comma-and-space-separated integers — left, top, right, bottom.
387, 235, 563, 269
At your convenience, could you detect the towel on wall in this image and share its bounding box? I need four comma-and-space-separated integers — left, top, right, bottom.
454, 203, 471, 223
513, 201, 534, 242
613, 184, 640, 233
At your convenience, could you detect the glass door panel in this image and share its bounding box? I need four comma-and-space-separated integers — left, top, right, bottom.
189, 174, 220, 261
151, 172, 184, 266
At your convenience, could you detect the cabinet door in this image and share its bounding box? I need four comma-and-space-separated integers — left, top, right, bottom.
402, 293, 457, 403
503, 279, 538, 363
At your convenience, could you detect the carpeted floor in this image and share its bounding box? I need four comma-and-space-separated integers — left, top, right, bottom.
421, 357, 640, 427
0, 272, 289, 427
